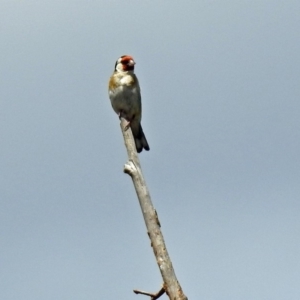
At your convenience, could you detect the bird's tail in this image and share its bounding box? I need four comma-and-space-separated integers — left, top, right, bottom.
133, 124, 150, 153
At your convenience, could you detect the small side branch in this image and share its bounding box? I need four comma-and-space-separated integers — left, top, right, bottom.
124, 160, 137, 176
134, 286, 165, 300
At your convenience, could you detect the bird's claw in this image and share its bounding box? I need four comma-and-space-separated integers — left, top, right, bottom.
124, 122, 130, 131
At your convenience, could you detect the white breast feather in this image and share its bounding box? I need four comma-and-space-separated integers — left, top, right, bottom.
120, 74, 134, 85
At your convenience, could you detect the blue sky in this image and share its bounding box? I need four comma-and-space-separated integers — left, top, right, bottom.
1, 1, 300, 299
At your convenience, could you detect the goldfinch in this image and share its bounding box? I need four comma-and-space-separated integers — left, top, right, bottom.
108, 55, 150, 153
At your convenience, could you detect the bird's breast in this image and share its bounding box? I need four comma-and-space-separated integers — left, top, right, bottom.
120, 74, 135, 86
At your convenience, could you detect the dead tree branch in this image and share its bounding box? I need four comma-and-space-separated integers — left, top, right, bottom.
120, 118, 188, 300
133, 286, 165, 299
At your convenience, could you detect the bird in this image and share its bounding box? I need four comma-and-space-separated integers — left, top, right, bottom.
108, 55, 150, 153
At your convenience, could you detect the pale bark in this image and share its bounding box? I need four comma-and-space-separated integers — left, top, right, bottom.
120, 118, 188, 300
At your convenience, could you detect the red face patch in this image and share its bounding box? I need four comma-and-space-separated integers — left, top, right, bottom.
120, 55, 135, 71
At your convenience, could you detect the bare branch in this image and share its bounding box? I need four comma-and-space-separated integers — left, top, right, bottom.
120, 118, 188, 300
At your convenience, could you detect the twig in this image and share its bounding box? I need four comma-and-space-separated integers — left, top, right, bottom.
133, 286, 165, 300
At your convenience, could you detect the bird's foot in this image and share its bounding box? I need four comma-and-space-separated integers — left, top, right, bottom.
124, 121, 130, 131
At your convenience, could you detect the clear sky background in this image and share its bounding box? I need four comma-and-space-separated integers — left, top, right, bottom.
1, 1, 300, 299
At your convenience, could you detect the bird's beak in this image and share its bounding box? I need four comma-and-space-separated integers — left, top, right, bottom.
128, 59, 135, 66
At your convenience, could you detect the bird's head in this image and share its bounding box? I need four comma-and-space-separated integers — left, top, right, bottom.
115, 55, 136, 72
